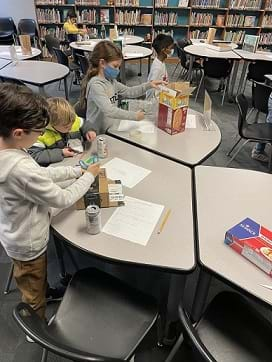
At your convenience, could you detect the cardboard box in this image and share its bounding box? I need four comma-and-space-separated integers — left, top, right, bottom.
224, 217, 272, 276
157, 82, 195, 135
76, 168, 124, 210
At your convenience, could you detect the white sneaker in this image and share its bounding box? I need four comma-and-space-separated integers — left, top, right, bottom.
26, 335, 35, 343
251, 149, 269, 163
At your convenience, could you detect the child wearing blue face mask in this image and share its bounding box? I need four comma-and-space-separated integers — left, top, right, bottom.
79, 40, 164, 133
146, 34, 174, 99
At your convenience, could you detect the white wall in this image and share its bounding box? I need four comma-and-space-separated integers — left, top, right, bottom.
0, 0, 37, 25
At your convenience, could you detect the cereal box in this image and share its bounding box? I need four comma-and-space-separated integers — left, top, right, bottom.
224, 218, 272, 276
157, 82, 195, 135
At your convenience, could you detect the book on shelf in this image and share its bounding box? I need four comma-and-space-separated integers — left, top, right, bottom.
224, 30, 245, 43
40, 25, 66, 40
77, 9, 97, 24
266, 0, 272, 10
37, 8, 62, 23
216, 14, 225, 26
230, 0, 262, 9
190, 29, 208, 39
226, 14, 256, 27
178, 0, 189, 6
115, 10, 141, 25
100, 8, 110, 23
154, 11, 177, 26
242, 34, 259, 52
75, 0, 100, 4
191, 12, 213, 25
155, 0, 168, 6
259, 32, 272, 45
115, 0, 140, 6
244, 15, 256, 27
263, 15, 272, 27
191, 0, 220, 8
141, 14, 152, 25
36, 0, 66, 4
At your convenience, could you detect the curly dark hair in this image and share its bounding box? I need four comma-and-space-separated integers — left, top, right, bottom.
0, 83, 50, 138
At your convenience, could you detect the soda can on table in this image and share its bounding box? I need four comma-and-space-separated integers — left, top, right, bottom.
85, 205, 101, 235
97, 137, 108, 158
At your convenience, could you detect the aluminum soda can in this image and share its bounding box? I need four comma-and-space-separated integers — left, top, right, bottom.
85, 205, 101, 235
97, 137, 108, 158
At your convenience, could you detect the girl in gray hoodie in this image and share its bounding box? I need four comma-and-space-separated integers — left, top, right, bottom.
79, 40, 164, 134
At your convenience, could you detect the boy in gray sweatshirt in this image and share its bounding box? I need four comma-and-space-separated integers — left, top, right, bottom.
0, 84, 100, 319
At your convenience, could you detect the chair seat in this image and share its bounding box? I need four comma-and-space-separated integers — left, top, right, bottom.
195, 292, 272, 362
46, 268, 158, 360
242, 123, 272, 142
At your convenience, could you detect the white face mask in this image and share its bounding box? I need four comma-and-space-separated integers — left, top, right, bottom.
167, 49, 174, 57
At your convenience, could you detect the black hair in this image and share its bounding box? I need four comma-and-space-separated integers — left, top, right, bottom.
67, 9, 77, 19
0, 83, 50, 139
152, 34, 174, 55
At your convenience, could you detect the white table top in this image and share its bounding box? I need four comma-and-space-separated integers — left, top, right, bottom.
70, 41, 152, 60
51, 135, 195, 271
70, 36, 144, 51
234, 49, 272, 62
185, 44, 241, 59
0, 60, 69, 86
108, 109, 221, 167
0, 45, 41, 60
191, 39, 238, 49
195, 166, 272, 307
0, 58, 11, 70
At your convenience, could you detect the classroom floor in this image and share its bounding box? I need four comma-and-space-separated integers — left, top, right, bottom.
0, 60, 270, 362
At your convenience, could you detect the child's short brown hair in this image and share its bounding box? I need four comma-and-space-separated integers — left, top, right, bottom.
47, 97, 76, 127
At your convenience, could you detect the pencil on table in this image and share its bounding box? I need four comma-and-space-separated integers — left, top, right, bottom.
157, 209, 171, 234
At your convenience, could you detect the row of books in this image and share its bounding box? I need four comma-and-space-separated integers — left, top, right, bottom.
229, 0, 262, 9
189, 29, 208, 38
224, 29, 245, 43
77, 9, 97, 23
40, 25, 67, 40
37, 9, 62, 23
259, 31, 272, 44
191, 0, 220, 8
75, 0, 99, 4
36, 0, 66, 4
226, 14, 257, 26
115, 10, 141, 24
155, 0, 168, 6
191, 12, 213, 25
115, 0, 139, 6
154, 11, 178, 25
263, 14, 272, 26
153, 29, 174, 38
266, 0, 272, 10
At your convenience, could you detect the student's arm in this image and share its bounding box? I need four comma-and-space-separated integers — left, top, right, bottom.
116, 81, 152, 99
89, 83, 139, 120
28, 142, 64, 166
40, 164, 82, 182
10, 160, 95, 209
79, 116, 96, 136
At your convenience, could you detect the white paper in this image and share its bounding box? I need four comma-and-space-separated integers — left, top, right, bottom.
125, 52, 144, 57
103, 196, 164, 245
118, 120, 155, 133
103, 158, 151, 188
185, 115, 197, 129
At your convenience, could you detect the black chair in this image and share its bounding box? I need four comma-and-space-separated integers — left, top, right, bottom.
242, 60, 272, 93
195, 58, 233, 105
77, 54, 90, 76
226, 94, 272, 169
248, 80, 272, 122
18, 19, 39, 48
166, 291, 272, 362
173, 44, 203, 82
0, 17, 17, 45
13, 267, 158, 362
53, 47, 80, 94
3, 263, 14, 295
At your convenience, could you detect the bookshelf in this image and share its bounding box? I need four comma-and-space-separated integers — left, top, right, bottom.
34, 0, 272, 57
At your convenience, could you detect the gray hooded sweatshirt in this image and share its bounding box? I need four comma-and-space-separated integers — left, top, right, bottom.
0, 149, 94, 261
86, 76, 152, 134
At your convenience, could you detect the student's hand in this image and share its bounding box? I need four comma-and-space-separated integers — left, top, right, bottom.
149, 80, 168, 89
85, 131, 97, 142
86, 163, 100, 177
136, 111, 145, 121
62, 147, 76, 157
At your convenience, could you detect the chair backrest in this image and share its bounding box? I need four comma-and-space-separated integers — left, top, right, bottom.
248, 61, 272, 83
203, 58, 233, 79
236, 94, 249, 136
44, 35, 60, 56
53, 47, 69, 67
177, 38, 192, 49
0, 17, 17, 34
18, 19, 38, 38
176, 45, 187, 67
252, 81, 272, 114
77, 54, 89, 75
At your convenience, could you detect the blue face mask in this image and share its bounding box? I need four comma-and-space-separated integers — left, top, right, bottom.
104, 65, 120, 80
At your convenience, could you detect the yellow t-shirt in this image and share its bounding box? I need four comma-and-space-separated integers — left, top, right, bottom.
63, 20, 80, 34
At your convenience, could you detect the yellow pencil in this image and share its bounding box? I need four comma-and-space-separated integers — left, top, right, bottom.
157, 209, 171, 234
